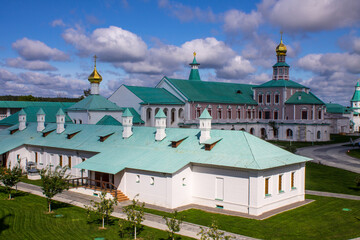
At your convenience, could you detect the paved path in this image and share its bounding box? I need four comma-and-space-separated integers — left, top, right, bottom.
306, 190, 360, 200
296, 142, 360, 173
14, 182, 257, 240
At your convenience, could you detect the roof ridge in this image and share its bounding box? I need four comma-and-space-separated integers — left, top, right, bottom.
242, 132, 261, 169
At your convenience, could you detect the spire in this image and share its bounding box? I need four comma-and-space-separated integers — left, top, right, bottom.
88, 55, 102, 95
273, 32, 290, 81
189, 52, 201, 81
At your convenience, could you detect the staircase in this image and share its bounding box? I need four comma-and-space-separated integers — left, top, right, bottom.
110, 190, 129, 202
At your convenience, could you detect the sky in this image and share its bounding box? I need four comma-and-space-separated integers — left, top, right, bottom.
1, 0, 360, 106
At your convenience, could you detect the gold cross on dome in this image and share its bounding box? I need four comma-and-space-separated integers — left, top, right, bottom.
193, 51, 196, 57
93, 55, 97, 67
280, 31, 283, 41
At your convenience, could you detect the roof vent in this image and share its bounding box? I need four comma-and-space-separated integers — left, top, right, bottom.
203, 138, 222, 151
43, 129, 55, 137
67, 130, 81, 139
99, 132, 114, 142
10, 128, 19, 135
171, 136, 188, 148
236, 90, 242, 94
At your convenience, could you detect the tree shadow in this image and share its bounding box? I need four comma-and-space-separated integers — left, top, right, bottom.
0, 187, 29, 199
0, 214, 12, 234
51, 201, 71, 211
348, 187, 360, 192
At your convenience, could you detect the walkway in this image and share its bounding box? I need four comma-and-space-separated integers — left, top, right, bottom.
297, 142, 360, 173
306, 190, 360, 201
14, 182, 257, 240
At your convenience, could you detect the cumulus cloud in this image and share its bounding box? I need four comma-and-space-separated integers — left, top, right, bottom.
258, 0, 360, 32
216, 56, 255, 79
0, 68, 87, 97
12, 38, 69, 61
158, 0, 217, 23
6, 57, 57, 71
223, 10, 263, 35
62, 26, 148, 62
51, 19, 65, 27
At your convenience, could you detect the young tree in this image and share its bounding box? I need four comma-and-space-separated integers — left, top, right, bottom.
122, 195, 145, 239
197, 220, 232, 240
40, 166, 70, 213
0, 164, 22, 200
163, 210, 184, 240
85, 191, 118, 229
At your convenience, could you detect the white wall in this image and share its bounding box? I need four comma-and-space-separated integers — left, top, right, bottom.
108, 85, 143, 114
171, 164, 192, 208
68, 110, 123, 125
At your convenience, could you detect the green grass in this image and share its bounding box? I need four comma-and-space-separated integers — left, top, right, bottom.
305, 162, 360, 196
347, 149, 360, 159
141, 195, 360, 240
269, 134, 360, 149
0, 187, 194, 240
19, 176, 43, 187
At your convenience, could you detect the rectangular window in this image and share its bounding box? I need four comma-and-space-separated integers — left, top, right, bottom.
17, 154, 20, 160
182, 178, 186, 186
291, 172, 295, 188
279, 175, 283, 192
59, 155, 62, 167
237, 110, 241, 119
196, 109, 201, 118
136, 175, 140, 183
258, 95, 263, 103
35, 152, 38, 164
247, 111, 251, 119
215, 177, 224, 200
265, 177, 270, 195
274, 111, 278, 119
259, 111, 262, 119
275, 94, 279, 104
264, 111, 270, 119
218, 110, 222, 119
301, 111, 308, 120
318, 110, 322, 119
150, 177, 154, 185
266, 94, 271, 104
227, 110, 231, 119
68, 156, 72, 168
208, 109, 212, 116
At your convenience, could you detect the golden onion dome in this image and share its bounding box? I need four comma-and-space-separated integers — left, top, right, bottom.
88, 55, 102, 83
276, 32, 287, 56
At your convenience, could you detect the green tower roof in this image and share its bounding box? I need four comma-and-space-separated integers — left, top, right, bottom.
18, 109, 26, 115
189, 55, 201, 81
37, 108, 45, 115
351, 82, 360, 102
56, 108, 65, 116
155, 108, 166, 118
122, 108, 133, 117
199, 109, 212, 119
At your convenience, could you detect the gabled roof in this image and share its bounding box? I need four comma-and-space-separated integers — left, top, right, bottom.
199, 109, 212, 119
285, 92, 324, 105
253, 79, 308, 89
0, 106, 73, 126
0, 101, 74, 109
125, 85, 184, 105
325, 103, 352, 114
164, 77, 257, 105
96, 115, 122, 126
0, 123, 310, 175
67, 95, 122, 111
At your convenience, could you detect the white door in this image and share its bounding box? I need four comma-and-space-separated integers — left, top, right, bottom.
215, 177, 224, 200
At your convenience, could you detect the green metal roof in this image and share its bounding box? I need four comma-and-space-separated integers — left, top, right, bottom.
165, 77, 257, 105
19, 109, 26, 115
253, 79, 309, 89
122, 108, 133, 117
199, 109, 212, 119
37, 108, 45, 115
0, 106, 73, 126
125, 85, 184, 105
188, 69, 201, 81
0, 101, 74, 109
56, 108, 65, 116
351, 88, 360, 102
325, 103, 352, 114
0, 123, 310, 174
96, 115, 122, 126
273, 62, 290, 67
121, 108, 144, 124
285, 92, 324, 105
67, 95, 122, 111
155, 108, 166, 118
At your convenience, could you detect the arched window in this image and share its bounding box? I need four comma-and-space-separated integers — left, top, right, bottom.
286, 129, 293, 139
227, 109, 231, 119
317, 131, 321, 139
259, 111, 262, 119
274, 111, 278, 120
260, 128, 266, 139
250, 128, 255, 135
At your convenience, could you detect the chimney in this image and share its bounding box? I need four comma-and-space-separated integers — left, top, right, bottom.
56, 108, 65, 134
37, 108, 45, 132
155, 108, 166, 141
18, 109, 27, 131
199, 109, 212, 144
122, 108, 133, 138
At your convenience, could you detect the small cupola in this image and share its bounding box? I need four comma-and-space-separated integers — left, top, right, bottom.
88, 55, 103, 95
122, 108, 133, 139
56, 108, 65, 134
155, 108, 167, 141
18, 109, 27, 131
199, 109, 212, 144
37, 108, 45, 132
188, 52, 201, 81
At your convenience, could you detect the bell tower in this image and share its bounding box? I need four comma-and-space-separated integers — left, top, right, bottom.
273, 32, 290, 81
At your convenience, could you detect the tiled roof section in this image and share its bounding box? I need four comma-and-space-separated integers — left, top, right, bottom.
0, 123, 310, 174
0, 101, 74, 109
0, 106, 73, 126
67, 95, 122, 111
325, 103, 352, 114
253, 79, 308, 89
125, 85, 184, 105
96, 115, 122, 126
165, 77, 257, 105
285, 92, 324, 105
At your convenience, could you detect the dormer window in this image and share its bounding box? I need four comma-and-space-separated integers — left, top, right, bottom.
298, 96, 301, 100
99, 132, 114, 142
236, 90, 242, 94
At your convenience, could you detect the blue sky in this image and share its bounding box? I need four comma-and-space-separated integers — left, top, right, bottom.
1, 0, 360, 105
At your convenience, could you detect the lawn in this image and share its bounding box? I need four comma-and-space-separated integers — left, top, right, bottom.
306, 162, 360, 196
346, 149, 360, 159
141, 195, 360, 240
0, 187, 194, 240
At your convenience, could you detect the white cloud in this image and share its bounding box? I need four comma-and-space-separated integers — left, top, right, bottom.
258, 0, 360, 32
223, 10, 262, 35
51, 19, 65, 27
216, 56, 256, 79
62, 26, 148, 62
6, 57, 57, 71
12, 38, 69, 61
